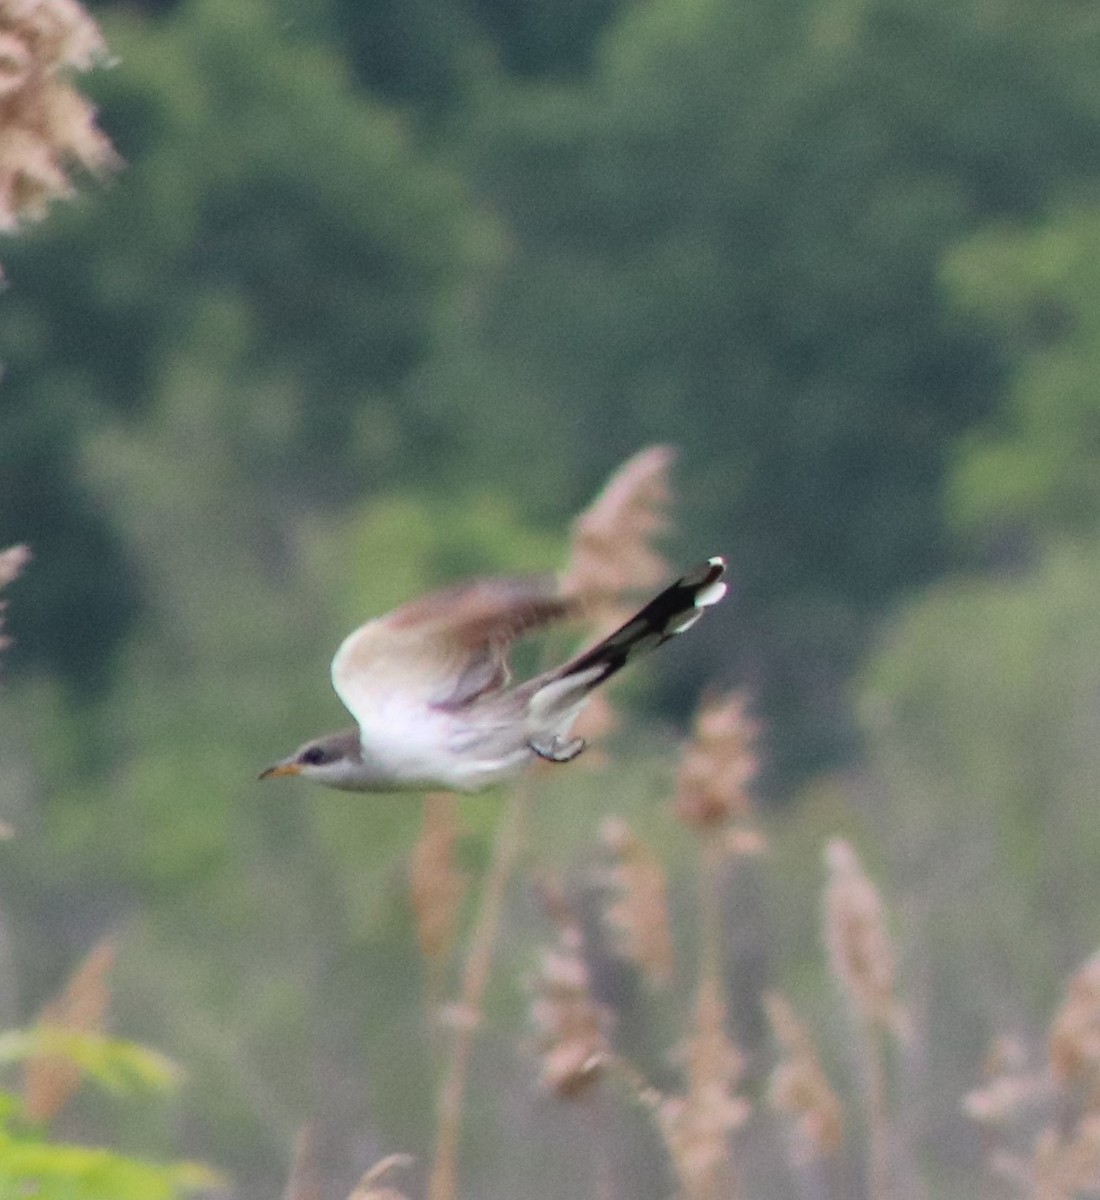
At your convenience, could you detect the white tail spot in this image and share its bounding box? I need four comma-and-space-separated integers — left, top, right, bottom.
672, 609, 704, 634
694, 580, 727, 608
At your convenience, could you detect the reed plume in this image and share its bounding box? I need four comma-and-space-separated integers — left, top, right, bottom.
600, 816, 674, 989
656, 975, 750, 1200
23, 935, 116, 1124
1049, 950, 1100, 1090
559, 444, 679, 759
560, 444, 675, 625
963, 1034, 1040, 1128
764, 990, 844, 1162
822, 838, 901, 1200
0, 543, 29, 652
674, 691, 764, 852
0, 0, 117, 234
527, 883, 610, 1099
823, 839, 902, 1038
644, 688, 763, 1199
1002, 953, 1100, 1199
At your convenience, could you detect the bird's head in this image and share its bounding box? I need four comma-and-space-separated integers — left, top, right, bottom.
258, 729, 365, 791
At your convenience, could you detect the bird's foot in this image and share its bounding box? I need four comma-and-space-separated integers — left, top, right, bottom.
528, 735, 586, 764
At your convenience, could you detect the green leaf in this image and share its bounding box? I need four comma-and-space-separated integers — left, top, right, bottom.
0, 1028, 180, 1096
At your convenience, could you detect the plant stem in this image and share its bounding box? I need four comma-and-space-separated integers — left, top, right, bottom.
697, 832, 739, 1200
699, 833, 723, 988
427, 780, 531, 1200
864, 1020, 889, 1200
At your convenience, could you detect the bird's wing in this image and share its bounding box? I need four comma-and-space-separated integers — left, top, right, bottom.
331, 575, 575, 735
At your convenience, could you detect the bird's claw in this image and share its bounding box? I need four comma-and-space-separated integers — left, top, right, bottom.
528, 735, 587, 764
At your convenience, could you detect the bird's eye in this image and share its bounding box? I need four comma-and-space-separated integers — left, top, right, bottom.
299, 746, 326, 766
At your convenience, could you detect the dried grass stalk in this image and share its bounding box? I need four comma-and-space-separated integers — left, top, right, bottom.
282, 1126, 322, 1200
23, 935, 116, 1123
430, 449, 679, 1198
822, 839, 902, 1036
764, 991, 844, 1160
410, 793, 466, 966
0, 542, 29, 588
822, 839, 901, 1200
979, 954, 1100, 1200
348, 1154, 415, 1200
657, 976, 749, 1200
560, 445, 675, 628
1049, 950, 1100, 1088
600, 816, 674, 988
556, 446, 679, 761
0, 0, 118, 232
0, 543, 30, 651
964, 958, 1100, 1198
675, 691, 763, 842
1018, 1120, 1100, 1200
963, 1035, 1043, 1127
528, 885, 610, 1099
427, 781, 527, 1200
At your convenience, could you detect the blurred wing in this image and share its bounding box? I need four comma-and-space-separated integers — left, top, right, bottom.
331, 576, 575, 735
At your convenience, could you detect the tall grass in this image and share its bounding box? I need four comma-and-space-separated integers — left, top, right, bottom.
278, 453, 1100, 1200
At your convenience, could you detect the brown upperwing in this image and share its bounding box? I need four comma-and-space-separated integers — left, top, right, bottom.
331, 575, 577, 719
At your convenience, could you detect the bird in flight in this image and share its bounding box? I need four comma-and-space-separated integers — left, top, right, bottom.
260, 556, 727, 793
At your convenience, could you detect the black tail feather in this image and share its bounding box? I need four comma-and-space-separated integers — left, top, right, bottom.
558, 556, 727, 688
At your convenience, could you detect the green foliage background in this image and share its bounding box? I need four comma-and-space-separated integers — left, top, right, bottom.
5, 0, 1100, 1194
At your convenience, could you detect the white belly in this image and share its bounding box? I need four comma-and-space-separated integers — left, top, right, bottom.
356, 705, 533, 792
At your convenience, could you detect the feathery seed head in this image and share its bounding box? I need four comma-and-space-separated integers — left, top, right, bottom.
6, 0, 107, 70
1049, 951, 1100, 1087
557, 447, 676, 759
561, 445, 675, 624
24, 936, 116, 1124
0, 543, 29, 652
823, 839, 902, 1035
764, 991, 844, 1159
964, 1074, 1042, 1128
963, 1036, 1043, 1127
600, 816, 674, 988
658, 976, 749, 1198
0, 0, 117, 233
0, 543, 29, 589
971, 957, 1100, 1196
1025, 1119, 1100, 1200
675, 691, 762, 836
0, 31, 31, 96
527, 886, 611, 1099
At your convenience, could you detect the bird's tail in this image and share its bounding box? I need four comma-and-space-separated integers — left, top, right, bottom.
525, 557, 728, 752
557, 555, 728, 688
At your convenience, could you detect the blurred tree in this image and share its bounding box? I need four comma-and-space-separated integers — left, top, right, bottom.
0, 0, 497, 690
12, 0, 1100, 765
299, 0, 625, 114
4, 0, 1100, 1192
944, 205, 1100, 547
0, 410, 140, 692
408, 0, 1100, 786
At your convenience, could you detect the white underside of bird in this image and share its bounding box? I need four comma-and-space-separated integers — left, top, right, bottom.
260, 556, 728, 793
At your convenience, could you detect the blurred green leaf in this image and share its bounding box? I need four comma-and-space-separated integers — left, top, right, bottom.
0, 1028, 180, 1096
